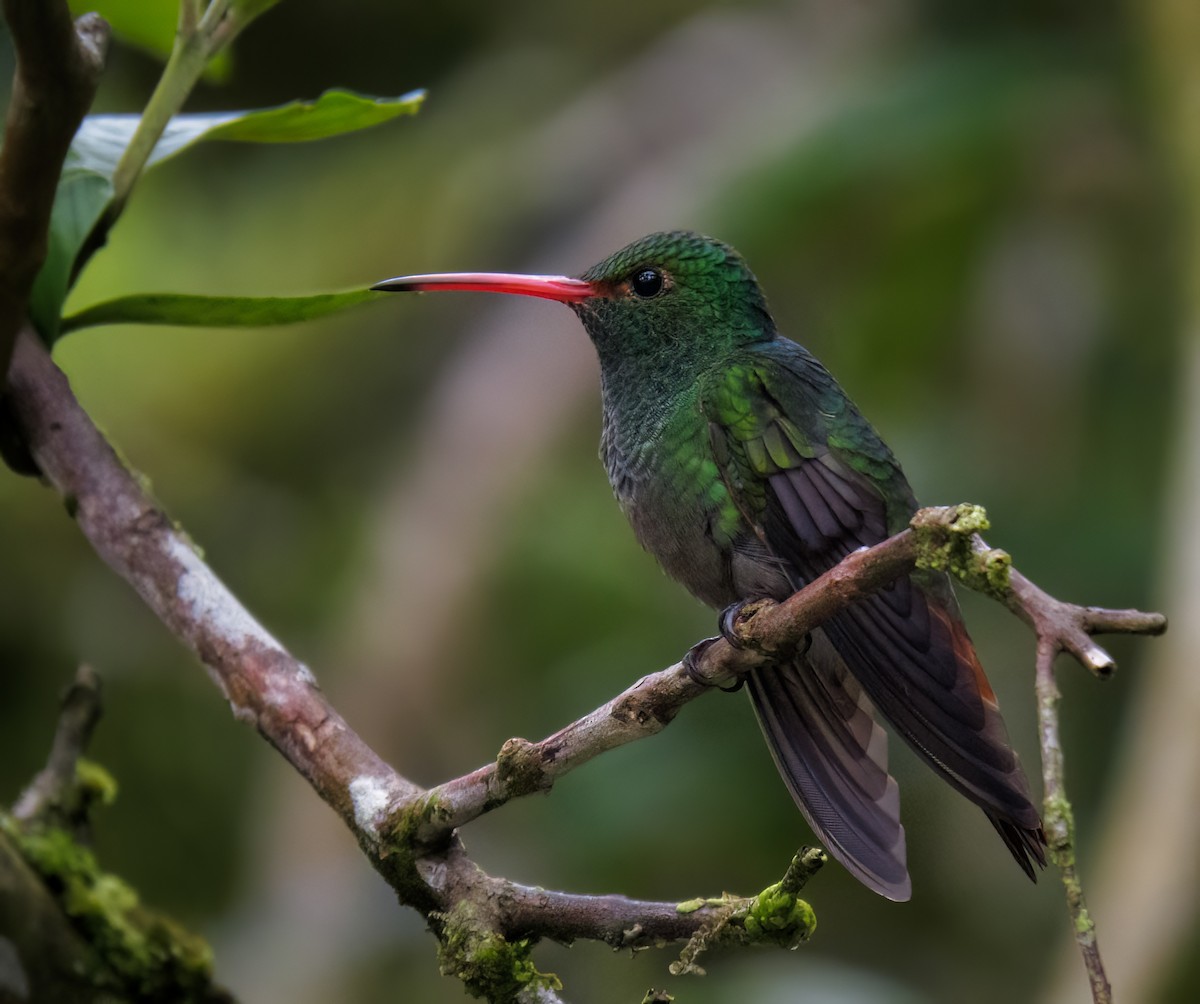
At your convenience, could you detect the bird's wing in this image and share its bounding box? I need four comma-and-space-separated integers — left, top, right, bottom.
699, 357, 910, 897
701, 352, 1045, 881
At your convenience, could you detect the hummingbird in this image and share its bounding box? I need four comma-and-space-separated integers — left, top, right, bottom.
373, 231, 1045, 900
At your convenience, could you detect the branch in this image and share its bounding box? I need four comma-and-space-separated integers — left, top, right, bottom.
1034, 639, 1110, 1004
418, 524, 924, 839
412, 508, 1161, 1004
3, 324, 1166, 1001
2, 326, 817, 999
0, 827, 119, 1004
0, 1, 108, 378
484, 848, 821, 949
418, 508, 1164, 843
983, 540, 1162, 1003
5, 326, 421, 837
987, 538, 1165, 676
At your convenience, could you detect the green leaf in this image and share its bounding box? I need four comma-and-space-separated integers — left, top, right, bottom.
29, 171, 114, 339
60, 289, 383, 334
36, 89, 423, 341
195, 88, 428, 143
68, 90, 427, 178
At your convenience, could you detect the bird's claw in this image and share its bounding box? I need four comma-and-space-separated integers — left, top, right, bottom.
682, 637, 745, 692
682, 637, 717, 686
719, 599, 767, 650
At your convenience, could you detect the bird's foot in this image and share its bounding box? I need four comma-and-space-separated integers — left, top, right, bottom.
681, 637, 744, 693
796, 631, 813, 658
718, 598, 775, 650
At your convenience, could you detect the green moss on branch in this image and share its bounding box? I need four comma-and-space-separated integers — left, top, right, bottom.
435, 902, 562, 1003
1, 814, 215, 1000
671, 850, 823, 976
912, 504, 1012, 600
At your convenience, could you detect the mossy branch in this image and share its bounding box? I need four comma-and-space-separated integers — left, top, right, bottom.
2, 665, 230, 1002
670, 849, 825, 976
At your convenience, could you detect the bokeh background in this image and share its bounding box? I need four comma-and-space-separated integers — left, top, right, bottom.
2, 1, 1197, 1001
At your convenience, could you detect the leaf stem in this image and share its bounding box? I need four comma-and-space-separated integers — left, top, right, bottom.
75, 1, 263, 280
178, 0, 203, 38
108, 10, 216, 215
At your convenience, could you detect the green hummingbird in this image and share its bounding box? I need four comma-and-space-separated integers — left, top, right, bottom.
373, 231, 1045, 900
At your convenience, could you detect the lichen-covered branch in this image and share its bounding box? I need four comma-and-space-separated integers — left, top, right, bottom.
0, 826, 122, 1004
0, 1, 108, 377
418, 517, 939, 840
1034, 640, 1110, 1004
981, 537, 1165, 677
6, 327, 421, 836
983, 544, 1162, 1004
418, 506, 1163, 847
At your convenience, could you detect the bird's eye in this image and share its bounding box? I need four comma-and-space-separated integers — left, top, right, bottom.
630, 268, 664, 298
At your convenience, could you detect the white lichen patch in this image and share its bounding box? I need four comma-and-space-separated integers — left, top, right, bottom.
417, 857, 448, 892
167, 534, 285, 653
262, 674, 292, 711
350, 774, 393, 839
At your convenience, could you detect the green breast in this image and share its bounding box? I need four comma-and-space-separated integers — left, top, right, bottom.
654, 390, 744, 547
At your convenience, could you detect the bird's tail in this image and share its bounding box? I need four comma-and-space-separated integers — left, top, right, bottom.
820, 572, 1047, 880
746, 630, 911, 901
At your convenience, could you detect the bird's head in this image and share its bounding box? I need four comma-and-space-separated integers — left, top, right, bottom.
373, 231, 776, 367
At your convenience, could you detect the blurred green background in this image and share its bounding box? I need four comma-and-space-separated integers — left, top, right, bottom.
2, 1, 1196, 1001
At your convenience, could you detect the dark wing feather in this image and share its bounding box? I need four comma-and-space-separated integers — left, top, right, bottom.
764, 464, 1044, 849
746, 634, 910, 900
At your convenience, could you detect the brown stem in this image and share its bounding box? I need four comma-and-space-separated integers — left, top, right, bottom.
1035, 640, 1112, 1004
420, 516, 1165, 846
0, 1, 108, 377
5, 327, 421, 843
419, 526, 925, 839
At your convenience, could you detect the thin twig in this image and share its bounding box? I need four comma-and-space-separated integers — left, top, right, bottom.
977, 536, 1166, 676
983, 537, 1163, 1003
12, 664, 104, 833
1035, 639, 1111, 1004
